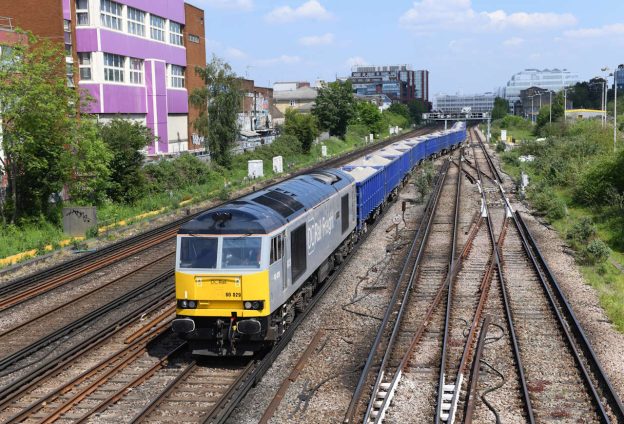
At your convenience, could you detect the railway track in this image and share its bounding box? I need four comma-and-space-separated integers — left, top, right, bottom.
343, 153, 462, 423
461, 128, 624, 423
0, 127, 441, 424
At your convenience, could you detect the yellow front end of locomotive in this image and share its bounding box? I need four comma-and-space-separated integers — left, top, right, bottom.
175, 270, 270, 318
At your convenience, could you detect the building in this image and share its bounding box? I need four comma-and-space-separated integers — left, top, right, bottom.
238, 78, 274, 133
355, 93, 392, 111
502, 68, 579, 101
565, 109, 606, 121
350, 65, 429, 104
519, 87, 553, 120
414, 70, 429, 103
0, 0, 206, 156
434, 92, 496, 114
273, 86, 318, 115
614, 65, 624, 91
273, 81, 310, 92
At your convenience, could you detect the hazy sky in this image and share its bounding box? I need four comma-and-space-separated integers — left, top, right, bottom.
187, 0, 624, 96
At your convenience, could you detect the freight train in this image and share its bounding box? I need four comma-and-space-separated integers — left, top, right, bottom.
172, 123, 466, 356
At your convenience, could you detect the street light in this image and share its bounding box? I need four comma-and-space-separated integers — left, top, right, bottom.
603, 66, 619, 152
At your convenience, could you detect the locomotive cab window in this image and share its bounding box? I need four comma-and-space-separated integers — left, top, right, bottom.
221, 237, 261, 269
290, 224, 307, 283
270, 233, 285, 264
179, 237, 217, 269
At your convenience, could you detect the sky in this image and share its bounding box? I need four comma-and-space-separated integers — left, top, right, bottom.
186, 0, 624, 96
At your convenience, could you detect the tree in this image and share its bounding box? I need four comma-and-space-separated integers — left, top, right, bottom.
387, 102, 411, 125
66, 117, 113, 205
100, 118, 152, 203
283, 109, 319, 153
354, 101, 384, 135
312, 80, 356, 139
190, 55, 242, 168
0, 32, 84, 223
535, 92, 564, 134
407, 99, 428, 125
491, 97, 509, 120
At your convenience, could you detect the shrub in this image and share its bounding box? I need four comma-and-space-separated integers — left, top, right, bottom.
582, 239, 610, 265
566, 217, 596, 246
546, 197, 567, 221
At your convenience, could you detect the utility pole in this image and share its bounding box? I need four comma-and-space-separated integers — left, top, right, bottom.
549, 91, 552, 124
614, 74, 618, 152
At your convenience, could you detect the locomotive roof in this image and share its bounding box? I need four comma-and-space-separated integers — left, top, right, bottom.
179, 169, 354, 235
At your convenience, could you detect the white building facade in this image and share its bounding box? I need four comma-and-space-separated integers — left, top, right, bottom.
434, 93, 496, 114
503, 69, 579, 101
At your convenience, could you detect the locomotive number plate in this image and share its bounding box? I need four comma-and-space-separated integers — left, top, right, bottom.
194, 276, 241, 300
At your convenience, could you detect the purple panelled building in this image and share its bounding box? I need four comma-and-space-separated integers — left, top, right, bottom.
62, 0, 201, 155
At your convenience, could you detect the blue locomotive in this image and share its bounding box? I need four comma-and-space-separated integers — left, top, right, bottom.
172, 123, 466, 356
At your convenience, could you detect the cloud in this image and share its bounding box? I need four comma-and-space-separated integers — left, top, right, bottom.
346, 56, 368, 68
299, 33, 334, 46
564, 23, 624, 38
400, 0, 577, 32
201, 0, 253, 11
254, 55, 302, 66
225, 47, 246, 59
265, 0, 332, 23
503, 37, 524, 47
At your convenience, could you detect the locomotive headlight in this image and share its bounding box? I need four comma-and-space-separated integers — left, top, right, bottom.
244, 301, 264, 310
177, 300, 198, 309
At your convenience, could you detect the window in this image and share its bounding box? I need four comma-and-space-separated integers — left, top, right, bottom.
289, 100, 296, 106
221, 237, 261, 269
270, 233, 285, 264
127, 7, 145, 36
76, 0, 89, 25
64, 19, 72, 57
104, 53, 124, 82
170, 64, 185, 88
150, 14, 165, 41
66, 63, 75, 87
341, 194, 349, 233
179, 237, 218, 268
78, 53, 92, 80
188, 34, 200, 44
101, 0, 123, 30
169, 21, 183, 46
290, 224, 307, 283
129, 58, 143, 84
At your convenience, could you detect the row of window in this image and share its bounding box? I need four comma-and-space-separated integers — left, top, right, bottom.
76, 0, 184, 46
78, 52, 185, 88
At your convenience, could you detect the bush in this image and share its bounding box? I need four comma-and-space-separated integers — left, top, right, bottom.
582, 239, 610, 265
566, 217, 596, 246
529, 185, 567, 221
546, 197, 567, 220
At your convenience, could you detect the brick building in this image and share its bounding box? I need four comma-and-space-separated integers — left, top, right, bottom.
0, 0, 206, 155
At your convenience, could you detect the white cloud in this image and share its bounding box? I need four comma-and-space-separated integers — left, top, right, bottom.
346, 56, 368, 68
265, 0, 332, 23
202, 0, 253, 11
503, 37, 525, 47
400, 0, 577, 32
564, 23, 624, 38
299, 33, 334, 46
225, 47, 246, 59
254, 55, 302, 66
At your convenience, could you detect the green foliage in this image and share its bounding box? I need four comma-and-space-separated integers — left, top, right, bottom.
414, 161, 434, 202
387, 103, 411, 124
495, 142, 506, 153
568, 81, 605, 110
191, 55, 242, 168
567, 217, 597, 246
354, 101, 384, 135
67, 117, 112, 205
535, 92, 564, 135
528, 185, 567, 220
312, 80, 356, 139
0, 32, 83, 223
407, 99, 427, 125
144, 154, 215, 193
100, 118, 152, 203
283, 109, 318, 153
382, 110, 410, 132
582, 239, 611, 265
498, 114, 531, 130
491, 97, 509, 120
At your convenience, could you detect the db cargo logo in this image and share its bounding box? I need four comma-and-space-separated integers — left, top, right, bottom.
307, 213, 335, 254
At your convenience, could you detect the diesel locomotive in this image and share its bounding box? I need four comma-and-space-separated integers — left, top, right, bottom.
172, 123, 466, 356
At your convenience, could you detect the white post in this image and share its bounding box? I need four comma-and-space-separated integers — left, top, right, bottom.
564, 89, 567, 122
531, 97, 534, 123
603, 81, 606, 128
549, 91, 552, 124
